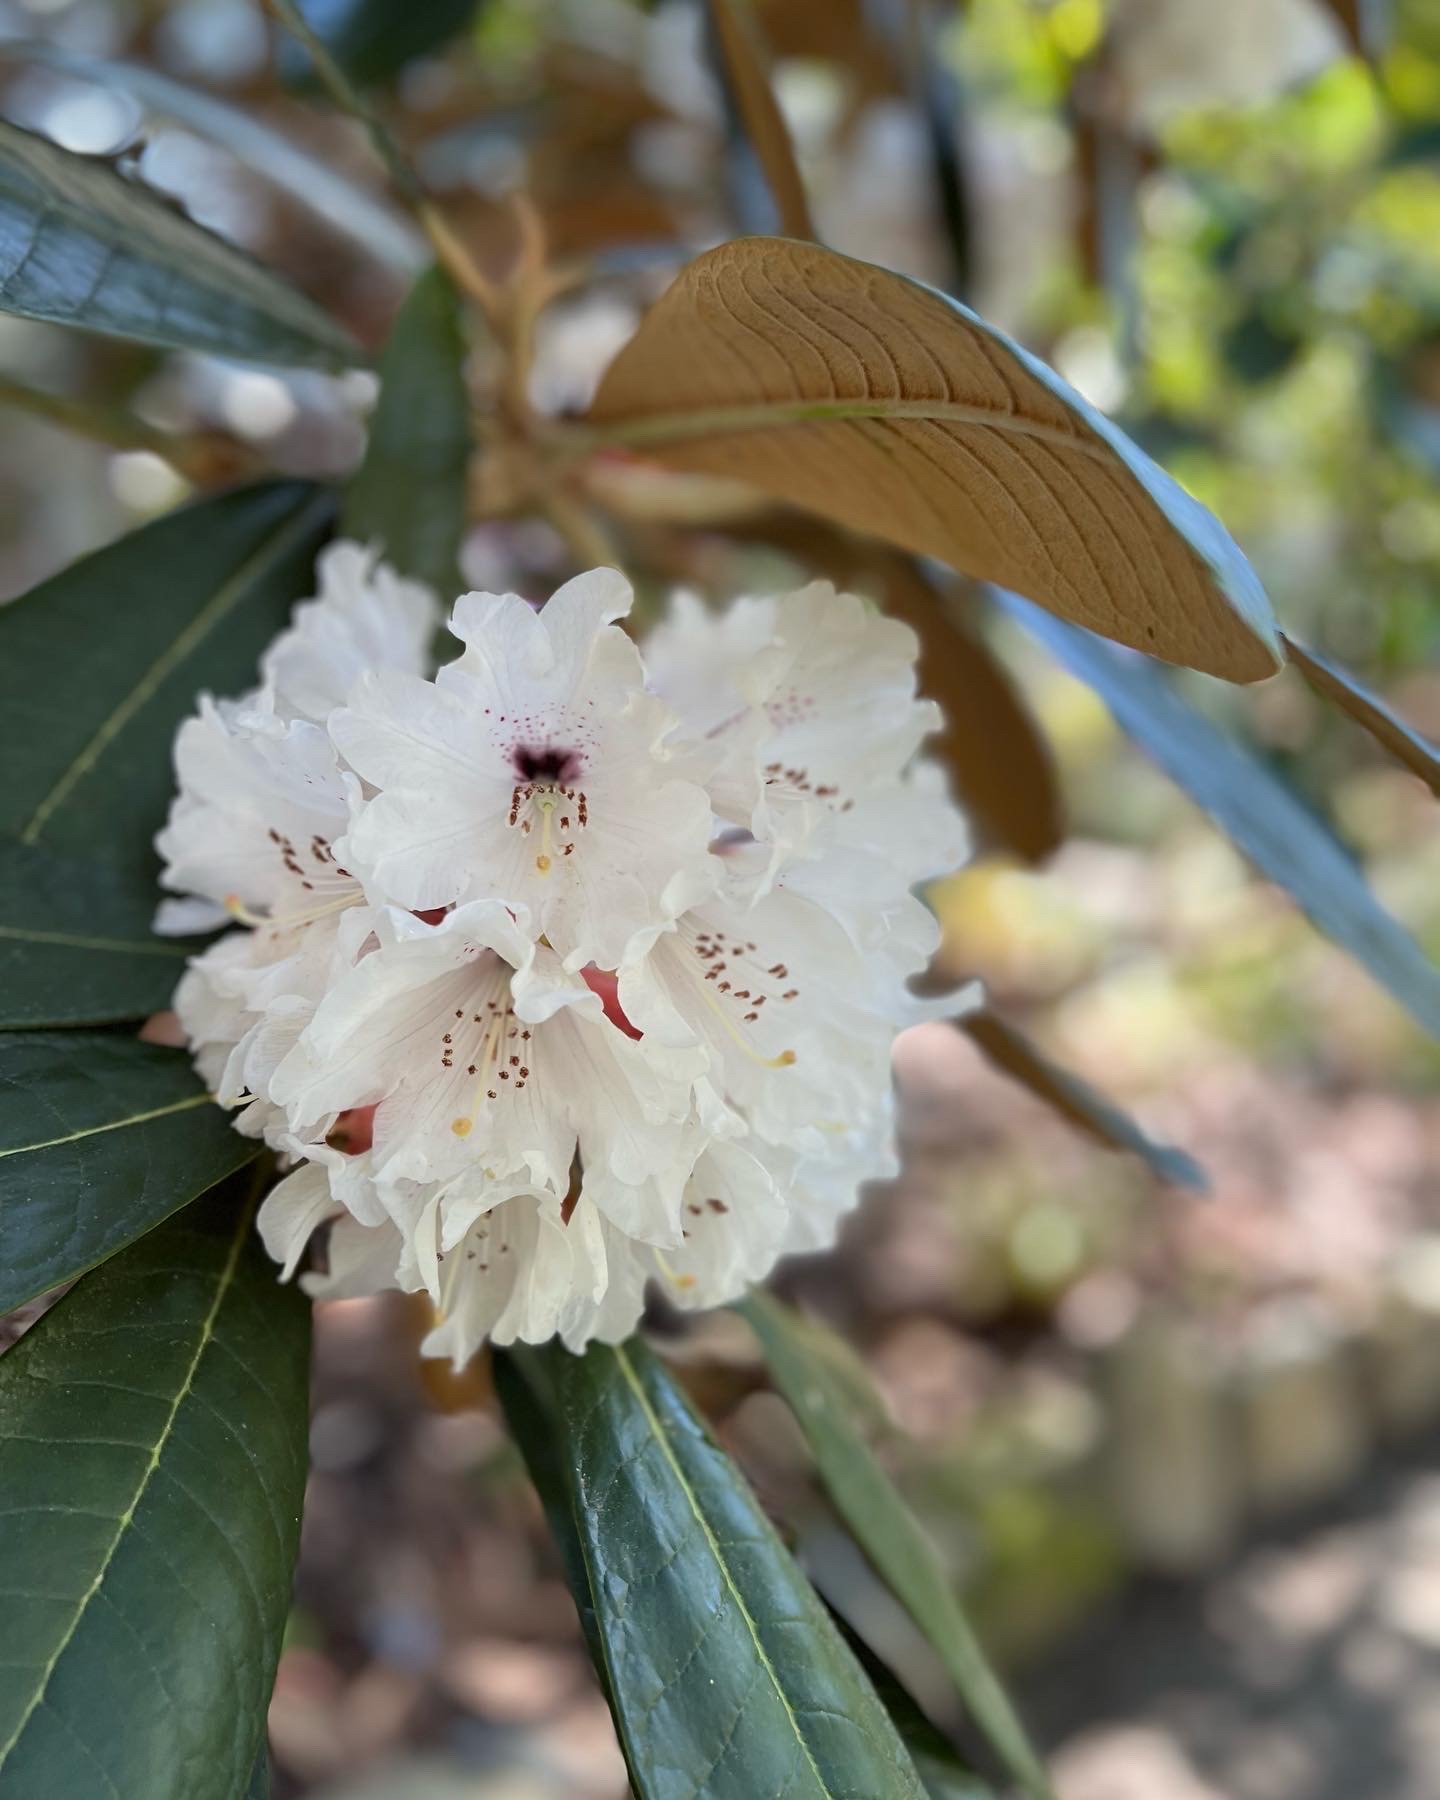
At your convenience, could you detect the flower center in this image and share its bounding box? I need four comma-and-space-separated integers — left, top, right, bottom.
506, 776, 589, 877
445, 986, 532, 1137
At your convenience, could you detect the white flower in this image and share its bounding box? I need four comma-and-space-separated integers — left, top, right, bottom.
271, 900, 704, 1244
330, 567, 717, 970
262, 540, 439, 724
647, 582, 967, 883
159, 557, 976, 1362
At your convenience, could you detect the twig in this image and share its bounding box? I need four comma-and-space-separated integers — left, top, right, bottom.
260, 0, 503, 320
706, 0, 815, 240
0, 375, 254, 484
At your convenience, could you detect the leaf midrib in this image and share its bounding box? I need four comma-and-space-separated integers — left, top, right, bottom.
18, 489, 332, 845
0, 1092, 211, 1161
578, 396, 1113, 462
0, 1202, 251, 1772
610, 1345, 838, 1799
0, 924, 189, 956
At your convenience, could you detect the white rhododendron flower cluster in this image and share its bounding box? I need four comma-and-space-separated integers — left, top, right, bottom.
157, 542, 975, 1360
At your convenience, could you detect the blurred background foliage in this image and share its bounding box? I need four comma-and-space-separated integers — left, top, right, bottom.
2, 1, 1439, 1795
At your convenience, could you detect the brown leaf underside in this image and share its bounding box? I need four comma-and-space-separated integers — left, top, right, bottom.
589, 239, 1278, 682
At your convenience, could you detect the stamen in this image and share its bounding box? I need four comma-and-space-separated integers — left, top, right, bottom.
654, 1248, 697, 1291
534, 792, 557, 875
451, 1013, 507, 1136
224, 890, 358, 931
696, 982, 796, 1069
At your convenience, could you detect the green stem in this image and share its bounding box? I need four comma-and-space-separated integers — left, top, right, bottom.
260, 0, 422, 202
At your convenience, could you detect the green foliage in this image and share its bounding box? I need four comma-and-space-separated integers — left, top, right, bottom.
0, 1179, 311, 1799
499, 1339, 931, 1800
0, 1032, 260, 1315
0, 482, 332, 870
740, 1293, 1052, 1800
342, 266, 471, 598
0, 845, 203, 1029
0, 118, 359, 367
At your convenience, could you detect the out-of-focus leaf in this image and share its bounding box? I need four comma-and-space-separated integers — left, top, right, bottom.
281, 0, 481, 87
707, 0, 815, 240
342, 266, 469, 597
0, 118, 360, 366
1283, 634, 1440, 800
522, 1337, 929, 1800
959, 1010, 1208, 1190
1003, 592, 1440, 1039
878, 561, 1063, 863
0, 40, 424, 272
739, 1293, 1052, 1800
0, 1178, 311, 1800
832, 1618, 998, 1800
491, 1348, 604, 1672
586, 238, 1281, 681
0, 1033, 256, 1317
0, 482, 332, 869
1322, 0, 1390, 57
0, 846, 204, 1030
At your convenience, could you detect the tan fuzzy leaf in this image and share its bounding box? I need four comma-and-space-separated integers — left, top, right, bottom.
586, 238, 1282, 682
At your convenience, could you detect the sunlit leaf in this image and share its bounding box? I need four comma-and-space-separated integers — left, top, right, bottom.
0, 118, 360, 366
1284, 633, 1440, 800
0, 482, 332, 869
0, 1178, 310, 1798
342, 266, 470, 597
1003, 592, 1440, 1039
0, 1033, 256, 1316
959, 1010, 1208, 1190
739, 1293, 1053, 1800
586, 238, 1281, 681
507, 1338, 930, 1800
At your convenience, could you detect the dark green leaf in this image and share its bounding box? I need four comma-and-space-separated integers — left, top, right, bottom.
0, 1033, 257, 1316
0, 117, 360, 367
492, 1347, 605, 1674
0, 1176, 311, 1800
0, 844, 205, 1030
0, 481, 333, 867
1283, 633, 1440, 800
959, 1010, 1208, 1190
739, 1294, 1052, 1800
832, 1619, 998, 1800
342, 266, 469, 597
1002, 591, 1440, 1039
525, 1337, 930, 1800
282, 0, 482, 87
245, 1751, 271, 1800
